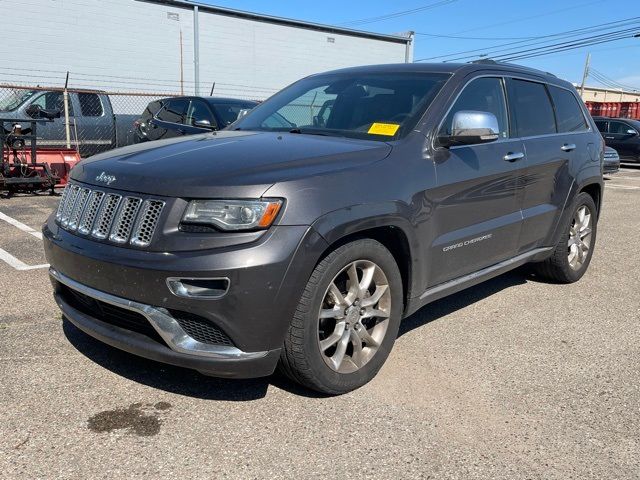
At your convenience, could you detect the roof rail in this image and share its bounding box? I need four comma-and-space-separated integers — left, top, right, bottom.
469, 59, 557, 77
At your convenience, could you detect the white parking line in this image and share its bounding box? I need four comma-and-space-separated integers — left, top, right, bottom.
608, 176, 640, 181
0, 211, 43, 240
0, 248, 48, 271
605, 184, 640, 190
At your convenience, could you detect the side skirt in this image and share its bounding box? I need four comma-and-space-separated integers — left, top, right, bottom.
404, 247, 553, 317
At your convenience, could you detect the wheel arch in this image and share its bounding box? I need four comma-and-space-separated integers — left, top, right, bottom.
311, 205, 419, 314
579, 181, 602, 217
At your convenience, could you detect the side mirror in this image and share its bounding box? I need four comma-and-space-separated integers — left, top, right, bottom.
25, 104, 61, 120
193, 119, 215, 130
438, 111, 500, 147
626, 129, 637, 136
25, 104, 42, 118
40, 108, 61, 120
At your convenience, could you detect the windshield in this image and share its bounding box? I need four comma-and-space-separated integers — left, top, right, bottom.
0, 89, 38, 112
232, 71, 450, 141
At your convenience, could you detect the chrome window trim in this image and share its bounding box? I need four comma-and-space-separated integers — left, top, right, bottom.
432, 72, 593, 152
434, 74, 511, 149
50, 268, 267, 360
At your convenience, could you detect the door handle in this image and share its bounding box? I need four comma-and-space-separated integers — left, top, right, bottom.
604, 136, 614, 140
561, 143, 576, 152
503, 152, 525, 162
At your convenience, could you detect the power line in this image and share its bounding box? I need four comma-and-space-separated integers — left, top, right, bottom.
451, 0, 606, 35
590, 68, 640, 91
338, 0, 458, 26
414, 32, 538, 40
493, 29, 639, 62
415, 16, 640, 62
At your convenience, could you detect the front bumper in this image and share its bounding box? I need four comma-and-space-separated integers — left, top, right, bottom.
44, 216, 329, 378
51, 268, 280, 378
603, 159, 620, 174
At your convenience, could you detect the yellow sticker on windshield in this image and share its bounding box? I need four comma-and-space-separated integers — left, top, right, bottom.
368, 123, 400, 136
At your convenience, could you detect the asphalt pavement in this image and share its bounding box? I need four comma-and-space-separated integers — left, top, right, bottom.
1, 167, 639, 479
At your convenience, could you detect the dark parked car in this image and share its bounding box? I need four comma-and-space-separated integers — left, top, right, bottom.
45, 62, 604, 394
604, 146, 620, 174
593, 116, 640, 162
134, 96, 258, 142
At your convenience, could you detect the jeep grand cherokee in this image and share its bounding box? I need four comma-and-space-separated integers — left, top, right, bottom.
44, 63, 604, 394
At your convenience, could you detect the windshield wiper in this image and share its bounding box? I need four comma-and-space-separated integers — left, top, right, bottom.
289, 128, 330, 136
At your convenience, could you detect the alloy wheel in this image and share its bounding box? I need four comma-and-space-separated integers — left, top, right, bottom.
317, 260, 391, 374
568, 205, 593, 271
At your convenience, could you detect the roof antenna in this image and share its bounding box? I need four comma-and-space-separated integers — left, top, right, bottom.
209, 82, 215, 96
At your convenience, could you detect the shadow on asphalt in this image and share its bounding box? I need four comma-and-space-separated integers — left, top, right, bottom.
62, 320, 324, 401
63, 266, 535, 401
399, 267, 530, 337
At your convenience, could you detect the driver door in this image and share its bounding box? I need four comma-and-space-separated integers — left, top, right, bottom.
25, 91, 70, 148
428, 76, 525, 286
606, 120, 638, 157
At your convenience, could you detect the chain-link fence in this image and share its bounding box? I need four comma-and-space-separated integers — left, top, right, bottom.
0, 67, 276, 158
0, 83, 181, 158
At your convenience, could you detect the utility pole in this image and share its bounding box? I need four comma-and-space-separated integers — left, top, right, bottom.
193, 5, 200, 96
579, 53, 591, 99
63, 71, 71, 150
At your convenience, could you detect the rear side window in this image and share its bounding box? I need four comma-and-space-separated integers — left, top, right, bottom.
509, 79, 556, 137
594, 120, 608, 133
441, 77, 509, 139
548, 86, 588, 132
156, 98, 188, 123
78, 93, 103, 117
141, 100, 163, 121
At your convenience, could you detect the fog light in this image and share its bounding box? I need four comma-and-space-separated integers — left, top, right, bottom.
166, 277, 229, 299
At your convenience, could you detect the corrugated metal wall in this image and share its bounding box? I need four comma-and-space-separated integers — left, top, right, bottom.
1, 0, 409, 99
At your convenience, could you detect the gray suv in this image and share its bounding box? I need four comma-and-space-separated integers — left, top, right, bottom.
44, 63, 604, 394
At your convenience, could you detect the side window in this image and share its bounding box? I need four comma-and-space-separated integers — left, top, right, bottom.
594, 121, 608, 133
141, 100, 163, 122
156, 98, 188, 123
211, 103, 245, 126
186, 100, 216, 127
30, 92, 73, 115
609, 121, 634, 134
441, 77, 509, 139
548, 86, 588, 133
78, 93, 103, 117
509, 79, 556, 137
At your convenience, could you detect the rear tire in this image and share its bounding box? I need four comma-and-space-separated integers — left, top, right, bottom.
534, 192, 597, 283
279, 239, 403, 395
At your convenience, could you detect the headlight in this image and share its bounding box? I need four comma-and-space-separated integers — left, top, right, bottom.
182, 199, 283, 231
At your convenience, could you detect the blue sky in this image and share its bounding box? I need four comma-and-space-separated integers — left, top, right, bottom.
198, 0, 640, 89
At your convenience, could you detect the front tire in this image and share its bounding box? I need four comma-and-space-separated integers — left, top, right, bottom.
279, 239, 403, 395
534, 192, 598, 283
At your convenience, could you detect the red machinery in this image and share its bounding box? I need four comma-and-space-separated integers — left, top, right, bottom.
1, 118, 80, 196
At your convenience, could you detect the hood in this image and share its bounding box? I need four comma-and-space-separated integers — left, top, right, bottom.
72, 130, 392, 197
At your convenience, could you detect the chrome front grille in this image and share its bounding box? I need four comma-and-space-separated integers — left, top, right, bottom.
56, 183, 164, 248
92, 194, 122, 239
109, 197, 142, 244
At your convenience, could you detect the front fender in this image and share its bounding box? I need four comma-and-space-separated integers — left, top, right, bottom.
311, 202, 422, 301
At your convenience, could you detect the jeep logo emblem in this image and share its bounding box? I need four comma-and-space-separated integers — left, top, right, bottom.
95, 172, 116, 185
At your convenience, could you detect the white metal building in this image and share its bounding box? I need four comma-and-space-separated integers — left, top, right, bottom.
2, 0, 413, 99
